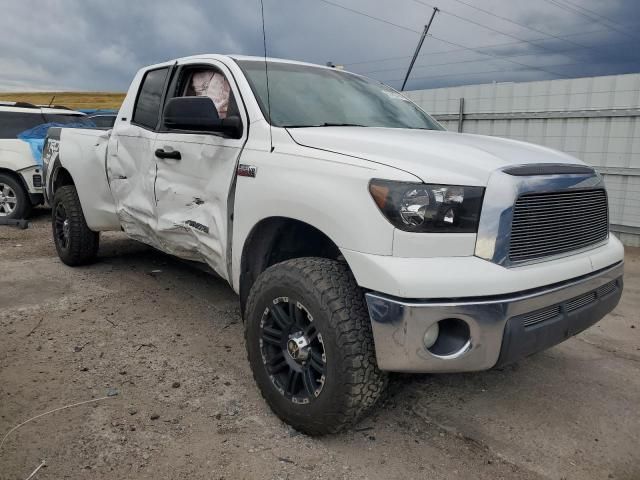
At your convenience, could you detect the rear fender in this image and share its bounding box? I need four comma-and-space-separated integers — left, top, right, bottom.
46, 128, 120, 231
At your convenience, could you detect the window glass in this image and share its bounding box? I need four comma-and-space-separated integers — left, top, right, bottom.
43, 113, 93, 125
0, 112, 45, 138
179, 69, 236, 119
88, 115, 116, 128
237, 60, 442, 130
133, 68, 169, 129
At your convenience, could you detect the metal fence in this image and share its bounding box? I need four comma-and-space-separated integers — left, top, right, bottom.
404, 73, 640, 247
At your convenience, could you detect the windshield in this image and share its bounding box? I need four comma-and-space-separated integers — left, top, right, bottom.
236, 60, 442, 130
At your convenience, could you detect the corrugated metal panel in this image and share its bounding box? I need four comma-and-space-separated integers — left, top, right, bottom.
405, 73, 640, 245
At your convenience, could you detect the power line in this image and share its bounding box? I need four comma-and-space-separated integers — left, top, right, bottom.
380, 58, 640, 85
357, 37, 635, 76
318, 0, 588, 66
432, 0, 589, 49
313, 0, 613, 83
342, 27, 609, 67
410, 0, 590, 58
556, 0, 638, 35
315, 0, 421, 34
425, 33, 572, 79
542, 0, 639, 41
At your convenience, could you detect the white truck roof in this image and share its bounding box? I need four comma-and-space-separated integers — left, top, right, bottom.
155, 54, 340, 71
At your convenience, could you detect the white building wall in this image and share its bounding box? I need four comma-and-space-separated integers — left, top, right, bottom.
405, 73, 640, 246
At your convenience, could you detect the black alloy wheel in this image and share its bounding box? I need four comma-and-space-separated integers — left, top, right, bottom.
260, 297, 326, 404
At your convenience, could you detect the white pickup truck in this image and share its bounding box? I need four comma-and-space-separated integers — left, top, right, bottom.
42, 55, 624, 435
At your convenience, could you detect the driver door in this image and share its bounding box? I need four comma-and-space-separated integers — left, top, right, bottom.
152, 60, 247, 281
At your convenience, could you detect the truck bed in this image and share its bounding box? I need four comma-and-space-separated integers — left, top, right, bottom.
43, 127, 120, 231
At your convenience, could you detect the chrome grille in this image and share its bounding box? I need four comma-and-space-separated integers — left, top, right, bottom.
509, 189, 608, 262
597, 280, 617, 297
522, 306, 561, 327
566, 292, 597, 312
520, 278, 619, 329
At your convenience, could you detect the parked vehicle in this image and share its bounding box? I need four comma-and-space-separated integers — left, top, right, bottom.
0, 102, 87, 218
42, 55, 624, 435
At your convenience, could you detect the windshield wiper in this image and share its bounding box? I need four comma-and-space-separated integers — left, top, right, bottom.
320, 122, 366, 127
283, 123, 367, 128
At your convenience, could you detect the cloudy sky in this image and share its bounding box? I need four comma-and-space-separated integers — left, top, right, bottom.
0, 0, 638, 92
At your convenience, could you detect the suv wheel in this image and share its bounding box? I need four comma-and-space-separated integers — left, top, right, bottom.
52, 185, 99, 266
245, 257, 387, 435
0, 173, 31, 219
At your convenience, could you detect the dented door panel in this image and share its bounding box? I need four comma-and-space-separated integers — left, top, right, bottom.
153, 132, 242, 281
105, 123, 161, 246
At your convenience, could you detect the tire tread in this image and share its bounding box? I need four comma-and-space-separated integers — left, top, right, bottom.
52, 185, 99, 266
245, 257, 387, 435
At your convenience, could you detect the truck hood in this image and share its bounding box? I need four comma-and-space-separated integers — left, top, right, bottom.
287, 127, 583, 185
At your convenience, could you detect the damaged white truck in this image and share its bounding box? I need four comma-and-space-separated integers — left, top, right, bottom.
42, 55, 624, 435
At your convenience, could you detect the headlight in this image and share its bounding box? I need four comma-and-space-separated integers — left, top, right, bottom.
369, 179, 484, 233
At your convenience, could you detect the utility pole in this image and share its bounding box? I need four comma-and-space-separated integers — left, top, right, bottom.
401, 7, 438, 91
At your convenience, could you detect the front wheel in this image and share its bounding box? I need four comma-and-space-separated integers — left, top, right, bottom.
52, 185, 99, 266
245, 257, 387, 435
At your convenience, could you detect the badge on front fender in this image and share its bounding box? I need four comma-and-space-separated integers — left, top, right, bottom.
237, 164, 257, 178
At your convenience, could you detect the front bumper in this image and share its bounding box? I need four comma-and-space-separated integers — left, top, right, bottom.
365, 261, 623, 373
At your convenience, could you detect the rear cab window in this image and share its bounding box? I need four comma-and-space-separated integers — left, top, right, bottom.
132, 67, 170, 130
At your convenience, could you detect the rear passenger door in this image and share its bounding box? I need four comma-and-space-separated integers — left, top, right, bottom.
106, 65, 171, 245
151, 59, 247, 280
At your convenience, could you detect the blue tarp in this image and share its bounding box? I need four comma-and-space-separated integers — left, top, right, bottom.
17, 121, 95, 165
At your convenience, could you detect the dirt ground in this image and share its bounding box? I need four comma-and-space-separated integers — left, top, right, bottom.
1, 210, 638, 480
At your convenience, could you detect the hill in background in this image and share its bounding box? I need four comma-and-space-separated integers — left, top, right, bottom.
0, 92, 125, 110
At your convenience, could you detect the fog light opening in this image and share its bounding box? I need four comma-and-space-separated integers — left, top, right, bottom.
427, 318, 471, 358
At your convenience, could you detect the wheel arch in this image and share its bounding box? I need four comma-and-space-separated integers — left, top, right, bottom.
50, 159, 76, 195
0, 167, 29, 193
239, 216, 349, 315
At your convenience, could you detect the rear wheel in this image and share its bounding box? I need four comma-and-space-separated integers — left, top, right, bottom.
245, 257, 387, 435
52, 185, 99, 266
0, 173, 31, 219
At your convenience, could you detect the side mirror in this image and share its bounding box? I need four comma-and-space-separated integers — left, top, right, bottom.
163, 96, 242, 138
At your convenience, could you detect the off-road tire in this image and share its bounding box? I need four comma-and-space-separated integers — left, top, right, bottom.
52, 185, 99, 266
0, 173, 31, 219
245, 257, 387, 435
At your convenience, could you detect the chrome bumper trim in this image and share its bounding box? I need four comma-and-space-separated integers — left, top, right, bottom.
365, 261, 623, 373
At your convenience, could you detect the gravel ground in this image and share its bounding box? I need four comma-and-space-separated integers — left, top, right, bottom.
1, 210, 639, 480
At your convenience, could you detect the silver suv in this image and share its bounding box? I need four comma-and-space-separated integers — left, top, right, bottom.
0, 102, 87, 218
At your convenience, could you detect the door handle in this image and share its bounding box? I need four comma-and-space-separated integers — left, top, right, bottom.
155, 148, 181, 160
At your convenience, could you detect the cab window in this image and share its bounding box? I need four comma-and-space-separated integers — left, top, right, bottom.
133, 67, 169, 129
173, 67, 240, 120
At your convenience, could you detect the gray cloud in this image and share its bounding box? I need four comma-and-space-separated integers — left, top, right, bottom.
0, 0, 638, 92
